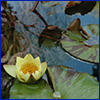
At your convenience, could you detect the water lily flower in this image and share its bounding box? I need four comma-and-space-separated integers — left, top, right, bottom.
3, 53, 47, 83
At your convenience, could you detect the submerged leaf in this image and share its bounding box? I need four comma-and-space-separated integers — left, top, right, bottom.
39, 26, 62, 48
1, 1, 8, 9
1, 45, 13, 63
7, 51, 26, 65
1, 34, 9, 57
42, 39, 57, 49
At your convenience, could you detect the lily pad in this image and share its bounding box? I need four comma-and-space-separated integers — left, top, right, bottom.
10, 65, 99, 99
10, 79, 53, 99
61, 24, 99, 63
49, 65, 99, 99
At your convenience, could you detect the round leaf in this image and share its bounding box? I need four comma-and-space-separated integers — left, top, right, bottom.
10, 79, 53, 99
49, 65, 99, 99
61, 24, 99, 63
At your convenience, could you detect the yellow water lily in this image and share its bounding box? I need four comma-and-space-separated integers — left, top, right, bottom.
3, 53, 47, 83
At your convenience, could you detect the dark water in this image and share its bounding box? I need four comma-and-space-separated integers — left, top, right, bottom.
2, 1, 99, 76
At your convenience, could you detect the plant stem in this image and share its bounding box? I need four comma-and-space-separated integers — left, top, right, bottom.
33, 10, 48, 26
30, 1, 39, 12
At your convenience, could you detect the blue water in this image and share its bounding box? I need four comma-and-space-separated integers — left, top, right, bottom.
6, 1, 99, 75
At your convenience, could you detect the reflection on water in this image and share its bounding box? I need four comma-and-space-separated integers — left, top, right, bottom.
1, 1, 99, 77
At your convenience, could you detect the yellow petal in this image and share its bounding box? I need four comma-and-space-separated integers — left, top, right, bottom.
16, 69, 30, 82
24, 53, 34, 63
32, 68, 41, 80
3, 65, 16, 78
16, 57, 24, 68
32, 71, 39, 80
33, 57, 41, 68
32, 62, 47, 80
41, 62, 47, 76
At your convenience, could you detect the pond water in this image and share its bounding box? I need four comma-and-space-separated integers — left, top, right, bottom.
2, 1, 99, 76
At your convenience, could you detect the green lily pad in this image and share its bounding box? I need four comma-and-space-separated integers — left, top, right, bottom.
61, 24, 99, 63
63, 30, 86, 41
9, 65, 99, 99
10, 79, 53, 99
49, 65, 99, 99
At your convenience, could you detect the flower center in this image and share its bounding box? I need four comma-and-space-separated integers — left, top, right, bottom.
20, 62, 38, 75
